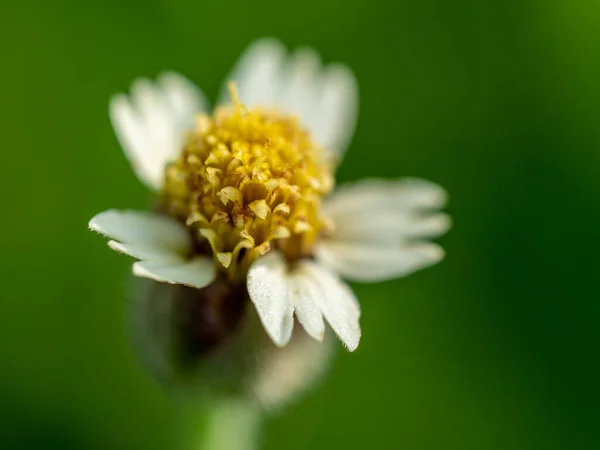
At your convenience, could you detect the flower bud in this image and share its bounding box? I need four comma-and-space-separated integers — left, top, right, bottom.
130, 276, 334, 410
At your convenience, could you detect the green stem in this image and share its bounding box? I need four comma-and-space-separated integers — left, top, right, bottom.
201, 398, 262, 450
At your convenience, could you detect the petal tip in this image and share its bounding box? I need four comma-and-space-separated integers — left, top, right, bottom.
131, 261, 156, 281
428, 243, 446, 263
343, 333, 360, 352
272, 333, 293, 348
246, 37, 286, 55
436, 213, 453, 236
107, 239, 126, 254
108, 93, 129, 116
88, 209, 116, 234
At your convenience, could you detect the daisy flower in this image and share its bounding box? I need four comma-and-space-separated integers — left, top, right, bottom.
89, 38, 450, 353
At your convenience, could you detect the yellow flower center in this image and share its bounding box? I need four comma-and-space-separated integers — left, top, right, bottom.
162, 84, 334, 282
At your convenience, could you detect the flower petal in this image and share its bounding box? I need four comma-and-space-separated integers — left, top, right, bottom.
132, 256, 215, 289
298, 261, 361, 351
289, 273, 326, 342
331, 212, 451, 243
89, 210, 191, 255
280, 48, 322, 123
90, 210, 216, 288
247, 252, 360, 349
317, 178, 449, 282
157, 72, 207, 129
107, 240, 182, 263
305, 64, 358, 159
218, 39, 358, 157
218, 38, 286, 108
109, 72, 207, 190
247, 251, 294, 347
315, 240, 445, 283
323, 178, 448, 218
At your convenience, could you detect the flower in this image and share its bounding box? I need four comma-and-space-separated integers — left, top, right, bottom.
90, 38, 450, 353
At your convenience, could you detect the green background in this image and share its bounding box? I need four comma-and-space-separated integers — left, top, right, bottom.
2, 0, 599, 448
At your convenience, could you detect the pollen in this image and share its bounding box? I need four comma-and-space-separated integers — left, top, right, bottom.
162, 84, 334, 282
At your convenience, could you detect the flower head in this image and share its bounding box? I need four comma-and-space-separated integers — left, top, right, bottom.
162, 84, 334, 282
90, 38, 450, 356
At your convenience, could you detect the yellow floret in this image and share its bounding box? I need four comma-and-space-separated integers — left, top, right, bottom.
162, 84, 334, 282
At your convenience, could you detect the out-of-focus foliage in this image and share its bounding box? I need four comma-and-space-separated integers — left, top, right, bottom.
1, 0, 599, 449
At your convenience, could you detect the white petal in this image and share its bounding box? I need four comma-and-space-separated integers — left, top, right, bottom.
298, 261, 361, 351
218, 39, 358, 157
89, 210, 191, 255
289, 273, 326, 342
247, 252, 294, 347
110, 95, 155, 185
90, 210, 216, 288
218, 38, 286, 108
323, 178, 448, 218
107, 240, 182, 263
318, 178, 449, 282
280, 48, 322, 120
247, 252, 360, 349
305, 64, 358, 158
157, 72, 207, 130
130, 79, 174, 146
331, 212, 451, 243
132, 256, 215, 289
109, 72, 207, 190
315, 240, 445, 283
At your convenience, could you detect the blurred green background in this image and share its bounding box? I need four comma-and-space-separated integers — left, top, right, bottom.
2, 0, 599, 448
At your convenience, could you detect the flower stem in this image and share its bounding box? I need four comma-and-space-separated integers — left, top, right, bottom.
201, 398, 261, 450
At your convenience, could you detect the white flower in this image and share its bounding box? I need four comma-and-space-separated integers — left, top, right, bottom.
89, 38, 450, 353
